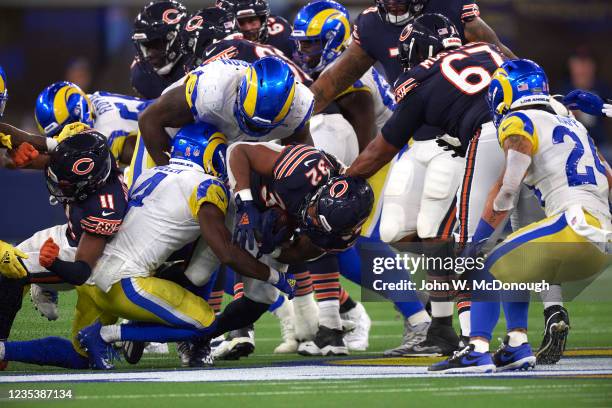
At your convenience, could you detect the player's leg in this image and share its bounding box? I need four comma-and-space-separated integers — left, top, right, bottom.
493, 298, 535, 371
291, 265, 319, 342
298, 255, 348, 356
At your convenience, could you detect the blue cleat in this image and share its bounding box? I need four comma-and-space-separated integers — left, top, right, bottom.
428, 344, 496, 373
493, 336, 536, 371
77, 321, 116, 370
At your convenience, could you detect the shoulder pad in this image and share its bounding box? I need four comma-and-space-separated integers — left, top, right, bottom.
498, 111, 539, 154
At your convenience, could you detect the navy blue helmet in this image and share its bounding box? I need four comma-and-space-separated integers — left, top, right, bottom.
376, 0, 427, 26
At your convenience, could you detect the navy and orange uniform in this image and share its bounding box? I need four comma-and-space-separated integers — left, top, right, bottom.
250, 144, 342, 217
353, 0, 480, 84
382, 42, 506, 148
264, 15, 296, 59
202, 37, 312, 85
65, 164, 128, 247
130, 58, 186, 99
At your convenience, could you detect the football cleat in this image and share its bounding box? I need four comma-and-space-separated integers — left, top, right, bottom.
493, 336, 536, 371
298, 325, 348, 356
77, 321, 117, 370
143, 342, 169, 354
341, 302, 371, 351
428, 344, 496, 373
213, 326, 255, 360
121, 340, 145, 365
383, 320, 429, 357
536, 305, 570, 364
272, 299, 298, 354
398, 320, 459, 357
30, 285, 59, 321
188, 338, 214, 368
176, 341, 192, 367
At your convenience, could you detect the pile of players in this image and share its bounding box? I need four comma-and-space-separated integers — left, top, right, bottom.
0, 0, 611, 374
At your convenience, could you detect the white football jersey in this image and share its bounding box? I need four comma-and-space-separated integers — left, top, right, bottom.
498, 109, 609, 219
89, 92, 149, 160
92, 160, 229, 289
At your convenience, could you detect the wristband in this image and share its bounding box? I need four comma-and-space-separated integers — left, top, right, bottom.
473, 219, 495, 242
267, 266, 280, 285
235, 189, 253, 201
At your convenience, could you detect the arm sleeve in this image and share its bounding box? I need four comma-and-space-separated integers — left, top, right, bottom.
381, 92, 426, 149
497, 112, 539, 154
47, 259, 91, 286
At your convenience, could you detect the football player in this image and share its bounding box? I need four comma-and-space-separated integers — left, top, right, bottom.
430, 59, 611, 373
216, 0, 295, 58
130, 0, 190, 99
134, 56, 314, 187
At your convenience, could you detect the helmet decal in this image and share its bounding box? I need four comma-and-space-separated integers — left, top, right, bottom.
72, 157, 95, 176
329, 179, 348, 198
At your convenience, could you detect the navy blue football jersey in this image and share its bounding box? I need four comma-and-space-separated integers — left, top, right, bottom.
130, 58, 187, 99
265, 15, 296, 59
64, 166, 128, 246
250, 144, 342, 217
382, 42, 505, 148
353, 1, 480, 84
202, 37, 312, 85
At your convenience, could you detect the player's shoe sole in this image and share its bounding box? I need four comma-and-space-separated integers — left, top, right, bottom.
536, 320, 569, 364
495, 356, 536, 372
221, 340, 255, 360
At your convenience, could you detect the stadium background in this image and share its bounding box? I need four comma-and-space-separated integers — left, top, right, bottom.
0, 0, 610, 243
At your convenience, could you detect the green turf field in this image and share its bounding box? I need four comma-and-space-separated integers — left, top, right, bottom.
2, 278, 612, 407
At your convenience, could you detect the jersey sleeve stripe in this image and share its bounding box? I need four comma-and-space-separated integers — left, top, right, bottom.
274, 145, 316, 179
284, 150, 319, 178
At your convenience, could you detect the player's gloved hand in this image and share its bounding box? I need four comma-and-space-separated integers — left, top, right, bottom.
0, 240, 29, 279
10, 142, 39, 167
436, 137, 467, 158
233, 190, 262, 251
55, 122, 92, 143
257, 208, 289, 258
459, 219, 495, 270
0, 132, 12, 149
268, 269, 297, 300
563, 90, 612, 117
39, 237, 60, 269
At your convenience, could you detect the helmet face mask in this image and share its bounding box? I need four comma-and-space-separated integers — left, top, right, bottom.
132, 0, 188, 75
376, 0, 427, 26
291, 0, 350, 75
217, 0, 270, 43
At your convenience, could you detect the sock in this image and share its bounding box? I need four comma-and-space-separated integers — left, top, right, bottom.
291, 263, 313, 297
507, 330, 528, 347
540, 284, 563, 309
0, 277, 24, 339
470, 338, 489, 353
407, 309, 431, 326
431, 301, 453, 318
431, 315, 452, 327
120, 322, 216, 343
233, 281, 244, 300
458, 310, 471, 337
224, 268, 236, 296
318, 300, 342, 330
267, 294, 285, 313
210, 296, 270, 338
339, 290, 357, 314
470, 302, 500, 341
100, 324, 121, 343
4, 337, 89, 369
209, 268, 226, 313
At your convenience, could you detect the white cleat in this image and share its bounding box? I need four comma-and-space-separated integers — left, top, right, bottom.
298, 326, 348, 356
176, 341, 192, 367
272, 298, 298, 354
341, 302, 371, 351
292, 293, 319, 342
30, 284, 59, 321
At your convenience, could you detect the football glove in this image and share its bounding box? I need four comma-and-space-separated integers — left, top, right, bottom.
233, 193, 262, 251
55, 122, 92, 143
10, 142, 39, 167
563, 90, 612, 117
436, 136, 467, 158
272, 272, 297, 300
257, 208, 290, 258
0, 132, 12, 149
39, 237, 60, 269
0, 240, 28, 279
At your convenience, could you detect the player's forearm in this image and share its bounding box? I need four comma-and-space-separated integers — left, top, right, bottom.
480, 179, 508, 230
138, 109, 171, 166
227, 143, 255, 192
0, 122, 50, 152
347, 133, 398, 178
311, 43, 375, 114
276, 235, 323, 264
